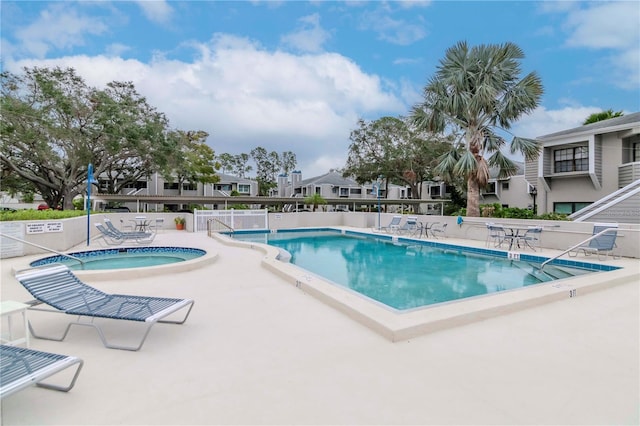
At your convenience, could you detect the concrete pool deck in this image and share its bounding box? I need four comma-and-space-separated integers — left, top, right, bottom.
1, 230, 638, 425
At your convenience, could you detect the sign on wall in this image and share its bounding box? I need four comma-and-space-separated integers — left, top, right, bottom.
25, 222, 63, 234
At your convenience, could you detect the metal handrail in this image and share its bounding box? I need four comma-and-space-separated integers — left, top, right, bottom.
0, 232, 85, 267
207, 218, 234, 237
539, 228, 617, 270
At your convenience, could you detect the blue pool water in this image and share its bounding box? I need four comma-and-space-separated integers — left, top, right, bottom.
232, 230, 612, 310
31, 247, 206, 271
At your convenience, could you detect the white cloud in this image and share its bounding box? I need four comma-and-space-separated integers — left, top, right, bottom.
135, 0, 173, 24
558, 2, 639, 91
395, 0, 432, 9
105, 43, 131, 57
13, 4, 108, 58
280, 13, 331, 53
5, 33, 405, 178
563, 2, 638, 50
359, 5, 427, 45
512, 106, 603, 139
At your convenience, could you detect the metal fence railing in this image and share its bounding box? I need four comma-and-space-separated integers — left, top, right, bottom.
193, 209, 269, 232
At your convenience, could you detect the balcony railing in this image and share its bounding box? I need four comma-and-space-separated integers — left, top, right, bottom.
618, 162, 640, 187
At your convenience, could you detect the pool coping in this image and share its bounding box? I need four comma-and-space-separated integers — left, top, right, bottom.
213, 228, 639, 342
11, 246, 219, 281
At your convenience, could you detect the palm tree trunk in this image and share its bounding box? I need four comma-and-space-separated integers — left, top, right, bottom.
466, 176, 481, 217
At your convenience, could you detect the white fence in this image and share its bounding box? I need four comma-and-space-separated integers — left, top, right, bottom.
193, 209, 269, 232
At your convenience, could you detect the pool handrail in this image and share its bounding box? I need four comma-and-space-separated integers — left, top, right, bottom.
207, 218, 234, 236
0, 232, 85, 267
539, 227, 618, 271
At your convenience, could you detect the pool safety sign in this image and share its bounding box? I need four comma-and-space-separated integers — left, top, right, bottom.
26, 222, 63, 234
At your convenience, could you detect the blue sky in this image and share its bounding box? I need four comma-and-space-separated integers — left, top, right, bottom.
2, 1, 639, 178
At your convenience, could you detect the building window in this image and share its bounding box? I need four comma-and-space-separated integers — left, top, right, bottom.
554, 202, 592, 214
484, 182, 496, 194
214, 184, 232, 191
633, 142, 640, 162
315, 186, 321, 194
502, 182, 509, 190
238, 184, 250, 194
182, 183, 197, 191
554, 146, 589, 172
163, 182, 179, 190
339, 188, 349, 197
350, 188, 362, 195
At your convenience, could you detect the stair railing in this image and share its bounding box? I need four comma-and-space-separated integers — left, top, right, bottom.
207, 218, 234, 237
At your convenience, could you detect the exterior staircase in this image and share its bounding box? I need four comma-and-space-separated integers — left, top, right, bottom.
570, 179, 640, 223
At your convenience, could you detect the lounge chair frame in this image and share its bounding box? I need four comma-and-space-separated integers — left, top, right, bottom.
15, 265, 195, 351
94, 223, 155, 246
0, 345, 83, 399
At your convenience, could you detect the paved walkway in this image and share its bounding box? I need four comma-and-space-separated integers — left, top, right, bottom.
1, 231, 638, 425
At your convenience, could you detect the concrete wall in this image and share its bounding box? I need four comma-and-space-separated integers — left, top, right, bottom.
2, 212, 638, 259
0, 212, 194, 258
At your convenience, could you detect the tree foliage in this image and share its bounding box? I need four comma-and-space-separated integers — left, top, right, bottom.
410, 41, 543, 217
304, 192, 327, 211
248, 148, 298, 195
165, 130, 220, 194
1, 66, 217, 209
343, 116, 452, 199
583, 109, 624, 125
218, 153, 253, 178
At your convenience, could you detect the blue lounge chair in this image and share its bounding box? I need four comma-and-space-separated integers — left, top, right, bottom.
14, 264, 195, 351
380, 215, 402, 233
568, 222, 619, 260
104, 218, 155, 241
95, 223, 155, 246
0, 345, 83, 399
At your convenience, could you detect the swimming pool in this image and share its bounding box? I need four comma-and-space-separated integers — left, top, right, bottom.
231, 229, 613, 311
31, 247, 206, 271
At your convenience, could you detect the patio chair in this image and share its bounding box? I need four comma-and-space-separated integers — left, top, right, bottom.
568, 223, 619, 260
515, 226, 542, 251
0, 345, 83, 399
398, 216, 421, 236
430, 223, 448, 239
14, 264, 195, 351
485, 223, 511, 248
379, 215, 402, 233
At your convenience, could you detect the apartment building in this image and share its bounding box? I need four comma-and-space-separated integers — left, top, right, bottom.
525, 112, 640, 219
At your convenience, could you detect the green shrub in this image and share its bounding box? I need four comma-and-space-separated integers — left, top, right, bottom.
0, 210, 86, 221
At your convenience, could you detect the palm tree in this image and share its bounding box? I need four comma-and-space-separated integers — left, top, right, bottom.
583, 109, 623, 125
304, 193, 327, 212
411, 41, 543, 217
